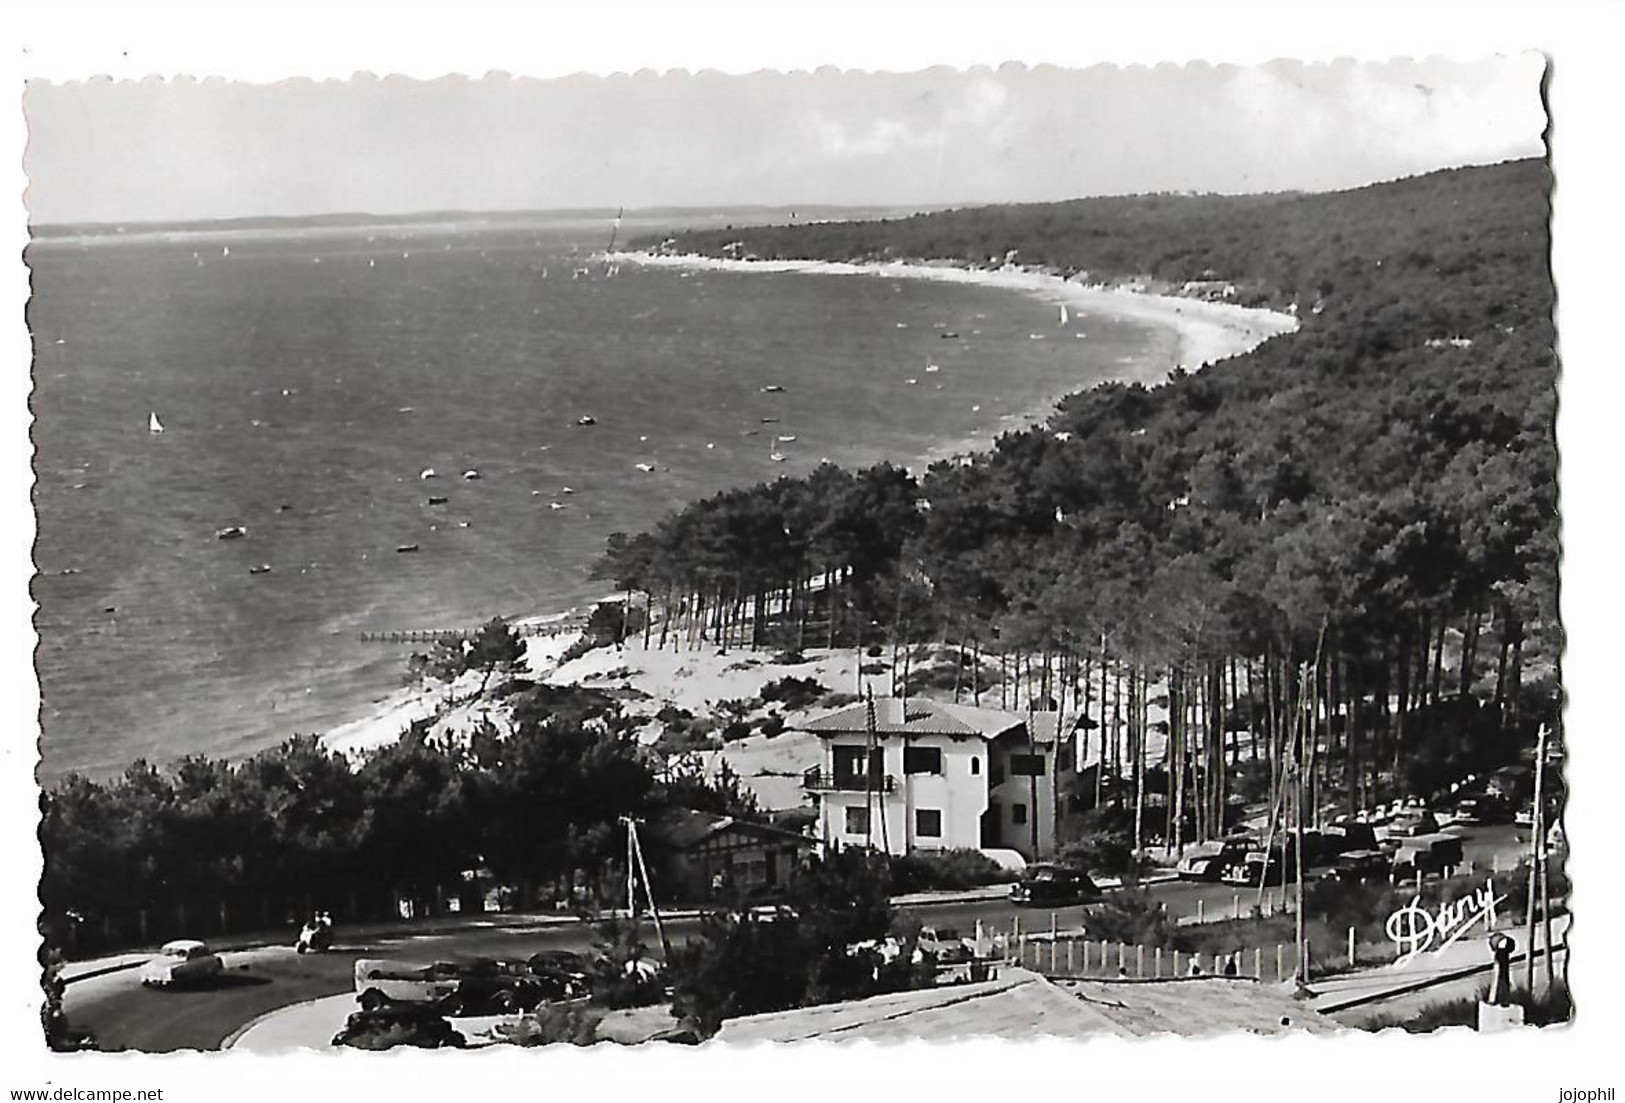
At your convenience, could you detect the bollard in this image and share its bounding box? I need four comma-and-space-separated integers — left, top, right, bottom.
1197, 899, 1205, 923
1254, 947, 1263, 979
1155, 946, 1163, 978
1348, 926, 1356, 968
1137, 944, 1145, 977
1233, 893, 1241, 920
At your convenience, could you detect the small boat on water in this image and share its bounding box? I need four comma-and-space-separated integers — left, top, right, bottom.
760, 385, 785, 394
906, 377, 919, 385
770, 452, 787, 463
634, 462, 656, 473
427, 495, 449, 506
549, 501, 567, 510
148, 412, 165, 434
396, 543, 419, 554
1059, 304, 1070, 326
761, 417, 781, 424
940, 332, 960, 339
925, 364, 940, 374
577, 415, 597, 426
215, 525, 247, 540
462, 469, 481, 480
420, 468, 437, 480
777, 435, 797, 443
560, 487, 575, 494
249, 564, 272, 576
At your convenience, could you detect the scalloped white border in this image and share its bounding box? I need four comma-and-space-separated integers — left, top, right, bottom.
5, 1, 1620, 1096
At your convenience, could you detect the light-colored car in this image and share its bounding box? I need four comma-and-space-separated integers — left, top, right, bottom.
140, 939, 224, 987
917, 926, 975, 964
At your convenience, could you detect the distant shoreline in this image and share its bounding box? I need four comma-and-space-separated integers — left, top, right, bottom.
613, 250, 1300, 377
319, 251, 1297, 761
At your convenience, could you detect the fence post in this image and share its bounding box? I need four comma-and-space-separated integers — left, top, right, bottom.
1276, 944, 1284, 981
1415, 870, 1423, 895
1155, 946, 1163, 978
1051, 939, 1060, 973
1196, 898, 1205, 924
1051, 912, 1058, 941
1083, 940, 1091, 973
1173, 949, 1181, 976
1493, 853, 1500, 875
1117, 942, 1126, 973
1137, 944, 1145, 978
1233, 893, 1241, 920
1348, 926, 1356, 969
1068, 941, 1076, 974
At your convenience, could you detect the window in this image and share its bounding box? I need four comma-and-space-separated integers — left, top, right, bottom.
1009, 754, 1047, 777
1011, 803, 1028, 825
970, 756, 981, 776
904, 746, 943, 775
915, 809, 943, 838
833, 745, 879, 785
844, 806, 870, 836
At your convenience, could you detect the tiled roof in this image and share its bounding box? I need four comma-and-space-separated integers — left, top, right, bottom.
713, 969, 1343, 1041
801, 697, 1025, 739
645, 807, 815, 852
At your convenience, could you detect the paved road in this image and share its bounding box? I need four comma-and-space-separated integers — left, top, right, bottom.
66, 824, 1530, 1051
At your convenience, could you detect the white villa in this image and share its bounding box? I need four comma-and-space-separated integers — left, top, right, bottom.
799, 697, 1076, 861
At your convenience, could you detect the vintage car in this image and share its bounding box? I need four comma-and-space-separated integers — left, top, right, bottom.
353, 958, 462, 1012
1390, 834, 1466, 881
526, 950, 596, 1001
1321, 822, 1379, 857
1325, 848, 1391, 882
140, 939, 224, 988
1219, 845, 1298, 887
1378, 809, 1441, 849
916, 926, 976, 965
1010, 863, 1101, 906
1177, 838, 1254, 881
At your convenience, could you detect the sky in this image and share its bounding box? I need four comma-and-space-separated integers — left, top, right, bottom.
23, 56, 1548, 225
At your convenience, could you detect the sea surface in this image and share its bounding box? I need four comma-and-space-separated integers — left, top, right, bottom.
28, 213, 1175, 782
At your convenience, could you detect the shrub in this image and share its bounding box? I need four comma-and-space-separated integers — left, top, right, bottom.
822, 692, 862, 709
758, 713, 786, 739
888, 848, 1016, 893
496, 1002, 605, 1046
760, 676, 828, 711
859, 662, 889, 676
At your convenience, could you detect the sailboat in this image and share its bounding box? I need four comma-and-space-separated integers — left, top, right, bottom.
148, 411, 165, 434
221, 245, 230, 259
1059, 304, 1070, 326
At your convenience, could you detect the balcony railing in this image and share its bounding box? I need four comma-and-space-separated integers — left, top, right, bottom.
803, 768, 897, 794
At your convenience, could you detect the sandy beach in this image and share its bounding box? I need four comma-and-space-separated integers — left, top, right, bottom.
320, 253, 1294, 761
615, 250, 1299, 377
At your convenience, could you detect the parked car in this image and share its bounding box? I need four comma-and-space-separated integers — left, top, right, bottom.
353, 958, 461, 1012
437, 958, 559, 1015
916, 926, 975, 965
1326, 848, 1390, 883
1220, 846, 1298, 887
1451, 795, 1510, 826
1177, 839, 1253, 882
1390, 834, 1465, 881
1010, 863, 1101, 906
1321, 822, 1378, 856
140, 940, 224, 988
1378, 809, 1440, 850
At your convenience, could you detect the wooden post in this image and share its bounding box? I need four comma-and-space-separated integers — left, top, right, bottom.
1492, 853, 1500, 875
1051, 912, 1058, 940
1051, 939, 1060, 973
1083, 940, 1091, 973
1196, 898, 1204, 923
1155, 947, 1163, 977
1068, 941, 1076, 974
1276, 944, 1284, 981
1254, 947, 1263, 979
1136, 944, 1144, 978
1173, 949, 1181, 975
1117, 942, 1126, 972
1348, 926, 1356, 968
1233, 893, 1241, 920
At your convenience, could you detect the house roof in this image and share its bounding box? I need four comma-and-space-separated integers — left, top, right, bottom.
801, 697, 1027, 740
713, 969, 1342, 1041
801, 697, 1076, 745
645, 807, 815, 852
